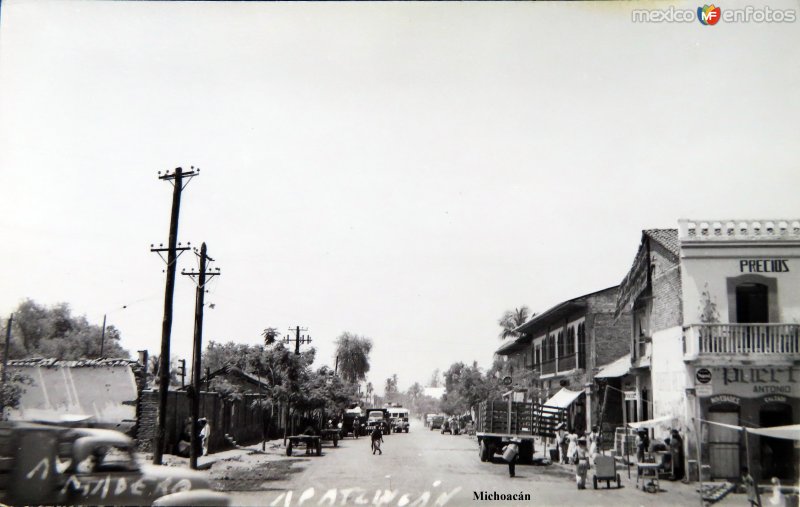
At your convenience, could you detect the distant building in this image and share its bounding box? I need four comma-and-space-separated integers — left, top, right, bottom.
424, 387, 446, 399
496, 286, 631, 434
6, 358, 141, 434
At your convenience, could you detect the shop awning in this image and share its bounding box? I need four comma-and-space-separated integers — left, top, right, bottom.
595, 354, 631, 379
699, 418, 800, 441
627, 415, 678, 429
544, 387, 583, 409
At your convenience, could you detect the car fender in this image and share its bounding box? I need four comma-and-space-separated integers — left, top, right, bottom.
152, 489, 230, 506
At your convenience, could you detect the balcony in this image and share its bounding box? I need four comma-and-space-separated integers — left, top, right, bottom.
540, 358, 556, 376
558, 353, 576, 373
684, 324, 800, 363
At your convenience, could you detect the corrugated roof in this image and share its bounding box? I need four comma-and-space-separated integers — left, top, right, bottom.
643, 229, 679, 257
8, 358, 138, 368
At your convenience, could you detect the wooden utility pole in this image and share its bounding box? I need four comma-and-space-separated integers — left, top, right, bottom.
182, 242, 220, 469
1, 315, 12, 418
151, 166, 197, 465
99, 314, 106, 358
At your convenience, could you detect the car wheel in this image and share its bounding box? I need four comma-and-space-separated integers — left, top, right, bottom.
479, 441, 490, 462
593, 476, 598, 490
286, 442, 293, 456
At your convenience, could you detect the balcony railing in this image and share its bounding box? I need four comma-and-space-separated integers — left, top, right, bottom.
558, 353, 576, 372
540, 358, 556, 375
684, 324, 800, 360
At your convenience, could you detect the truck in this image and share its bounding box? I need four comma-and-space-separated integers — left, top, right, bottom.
364, 409, 391, 435
475, 397, 566, 464
387, 407, 410, 433
0, 421, 229, 506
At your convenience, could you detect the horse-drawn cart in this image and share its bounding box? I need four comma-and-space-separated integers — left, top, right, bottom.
286, 435, 322, 456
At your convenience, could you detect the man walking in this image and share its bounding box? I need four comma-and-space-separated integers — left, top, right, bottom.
371, 426, 384, 455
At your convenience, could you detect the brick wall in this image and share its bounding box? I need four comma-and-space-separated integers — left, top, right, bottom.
587, 287, 633, 369
137, 390, 283, 454
650, 242, 683, 331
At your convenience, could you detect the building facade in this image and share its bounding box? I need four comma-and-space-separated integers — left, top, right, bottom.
616, 220, 800, 483
496, 286, 631, 434
679, 219, 800, 482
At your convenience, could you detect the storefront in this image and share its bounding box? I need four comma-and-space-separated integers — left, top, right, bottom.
694, 365, 800, 481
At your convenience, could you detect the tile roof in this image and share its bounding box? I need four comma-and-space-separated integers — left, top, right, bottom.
8, 358, 139, 368
643, 229, 679, 257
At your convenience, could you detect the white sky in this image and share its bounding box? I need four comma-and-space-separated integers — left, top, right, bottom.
1, 0, 798, 394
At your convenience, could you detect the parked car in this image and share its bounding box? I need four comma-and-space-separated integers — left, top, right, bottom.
429, 415, 445, 430
0, 421, 229, 506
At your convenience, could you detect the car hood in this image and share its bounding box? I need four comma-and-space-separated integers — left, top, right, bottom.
139, 464, 212, 489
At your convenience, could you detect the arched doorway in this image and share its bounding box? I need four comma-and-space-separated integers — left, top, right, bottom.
736, 283, 769, 323
759, 403, 794, 480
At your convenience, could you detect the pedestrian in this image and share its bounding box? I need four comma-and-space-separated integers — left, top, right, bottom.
668, 429, 684, 480
556, 424, 569, 464
371, 426, 384, 455
502, 439, 520, 478
768, 477, 786, 507
199, 417, 211, 456
741, 467, 758, 507
587, 426, 600, 465
566, 430, 578, 464
573, 437, 590, 489
636, 429, 650, 463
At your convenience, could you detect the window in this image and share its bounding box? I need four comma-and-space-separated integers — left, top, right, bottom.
566, 326, 576, 355
577, 323, 586, 369
557, 330, 565, 357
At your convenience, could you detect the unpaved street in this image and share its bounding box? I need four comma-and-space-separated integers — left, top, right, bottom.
223, 419, 710, 507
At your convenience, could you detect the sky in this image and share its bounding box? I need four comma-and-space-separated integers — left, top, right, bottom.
0, 0, 798, 394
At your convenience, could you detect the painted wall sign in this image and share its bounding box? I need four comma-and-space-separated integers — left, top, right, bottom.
710, 395, 740, 406
708, 367, 799, 398
696, 385, 713, 397
763, 395, 788, 404
696, 368, 712, 384
739, 259, 790, 273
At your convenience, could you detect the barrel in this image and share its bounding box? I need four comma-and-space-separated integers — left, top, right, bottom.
503, 443, 519, 462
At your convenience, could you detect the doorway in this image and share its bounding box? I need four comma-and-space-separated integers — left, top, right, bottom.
736, 283, 769, 323
759, 404, 794, 480
708, 408, 740, 480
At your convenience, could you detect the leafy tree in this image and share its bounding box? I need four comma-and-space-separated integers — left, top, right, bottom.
384, 373, 399, 402
0, 372, 33, 419
334, 332, 373, 384
498, 306, 533, 340
1, 299, 130, 360
428, 368, 441, 387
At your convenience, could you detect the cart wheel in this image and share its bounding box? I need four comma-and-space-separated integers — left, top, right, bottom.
333, 437, 339, 448
616, 474, 621, 489
646, 482, 657, 494
286, 442, 293, 456
316, 441, 322, 456
593, 476, 598, 490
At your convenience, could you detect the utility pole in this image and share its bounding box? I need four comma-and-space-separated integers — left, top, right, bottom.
179, 359, 186, 388
284, 326, 311, 355
1, 315, 12, 418
182, 242, 220, 470
99, 314, 106, 358
151, 166, 197, 465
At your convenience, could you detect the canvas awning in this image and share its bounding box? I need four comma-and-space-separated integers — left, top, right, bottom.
627, 415, 678, 429
699, 419, 800, 441
595, 354, 631, 379
544, 387, 583, 409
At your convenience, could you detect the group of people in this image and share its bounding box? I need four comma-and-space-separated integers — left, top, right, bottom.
553, 424, 598, 488
634, 427, 685, 481
177, 417, 211, 458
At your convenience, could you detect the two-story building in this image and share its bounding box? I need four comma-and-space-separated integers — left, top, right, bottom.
496, 286, 631, 434
616, 220, 800, 483
679, 219, 800, 482
615, 229, 684, 429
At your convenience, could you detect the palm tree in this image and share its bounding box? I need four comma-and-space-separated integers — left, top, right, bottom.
498, 306, 533, 340
334, 332, 373, 384
261, 327, 280, 346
